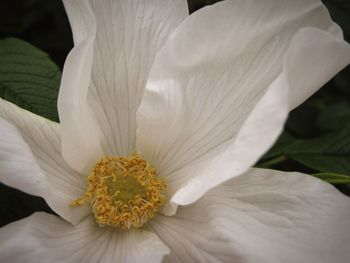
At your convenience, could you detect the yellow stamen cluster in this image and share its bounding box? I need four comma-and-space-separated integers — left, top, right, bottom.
71, 154, 166, 229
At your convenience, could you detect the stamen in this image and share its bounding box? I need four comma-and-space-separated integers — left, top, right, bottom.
71, 153, 166, 229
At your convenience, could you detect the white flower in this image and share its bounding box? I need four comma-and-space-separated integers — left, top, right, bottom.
0, 0, 350, 262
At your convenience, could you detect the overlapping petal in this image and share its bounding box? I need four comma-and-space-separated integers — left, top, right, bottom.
286, 28, 350, 109
59, 0, 102, 174
59, 0, 188, 174
136, 0, 350, 212
0, 212, 169, 263
152, 168, 350, 263
0, 99, 89, 224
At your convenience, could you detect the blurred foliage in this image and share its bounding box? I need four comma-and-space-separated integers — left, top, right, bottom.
260, 125, 350, 174
0, 0, 349, 227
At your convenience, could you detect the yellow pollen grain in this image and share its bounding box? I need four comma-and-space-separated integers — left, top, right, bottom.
70, 153, 166, 229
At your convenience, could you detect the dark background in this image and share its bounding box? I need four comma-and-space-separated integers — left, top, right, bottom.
0, 0, 349, 227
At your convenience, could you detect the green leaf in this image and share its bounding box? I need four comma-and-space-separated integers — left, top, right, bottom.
286, 125, 350, 174
261, 131, 297, 160
0, 37, 60, 122
316, 102, 350, 132
285, 102, 321, 138
312, 173, 350, 184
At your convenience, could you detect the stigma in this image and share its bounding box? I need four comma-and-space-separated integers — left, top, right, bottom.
71, 153, 166, 229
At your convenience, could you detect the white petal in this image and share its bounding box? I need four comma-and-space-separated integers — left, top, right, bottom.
152, 168, 350, 263
151, 215, 244, 263
59, 0, 103, 173
286, 28, 350, 109
0, 116, 44, 195
59, 0, 188, 173
171, 28, 350, 209
136, 0, 349, 211
0, 212, 169, 263
100, 228, 170, 263
0, 99, 89, 224
167, 75, 289, 210
88, 0, 188, 156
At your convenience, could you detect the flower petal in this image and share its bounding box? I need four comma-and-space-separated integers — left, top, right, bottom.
59, 0, 103, 173
136, 0, 350, 212
0, 116, 44, 196
0, 99, 89, 224
286, 28, 350, 109
0, 212, 169, 263
59, 0, 188, 173
152, 168, 350, 263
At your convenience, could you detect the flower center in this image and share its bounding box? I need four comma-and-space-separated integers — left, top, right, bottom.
71, 153, 166, 229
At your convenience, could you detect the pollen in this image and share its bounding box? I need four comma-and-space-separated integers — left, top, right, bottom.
70, 153, 166, 229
